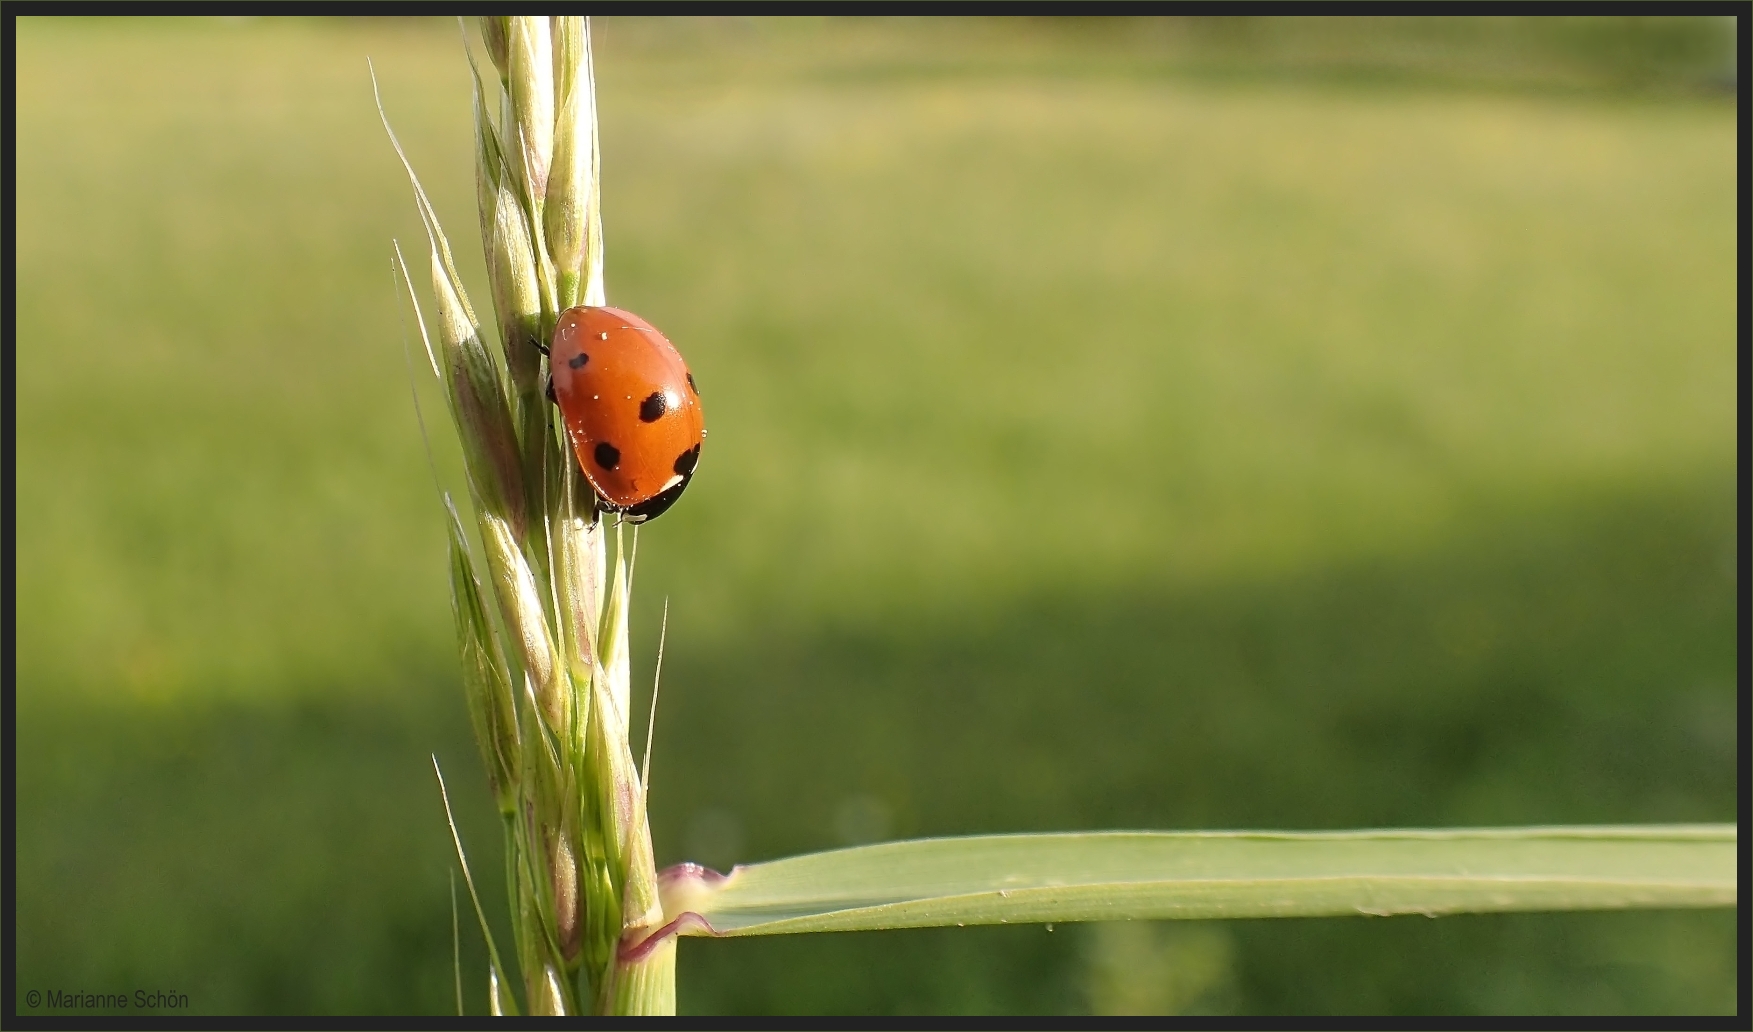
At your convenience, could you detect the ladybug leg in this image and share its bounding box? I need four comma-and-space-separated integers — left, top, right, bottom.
533, 334, 555, 403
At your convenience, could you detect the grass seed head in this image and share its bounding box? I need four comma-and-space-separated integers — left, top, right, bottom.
477, 511, 565, 734
545, 17, 594, 302
487, 178, 543, 396
430, 252, 526, 539
557, 508, 607, 681
479, 16, 510, 85
507, 16, 555, 206
447, 498, 520, 813
581, 852, 620, 978
552, 831, 583, 963
394, 16, 674, 1013
531, 963, 567, 1016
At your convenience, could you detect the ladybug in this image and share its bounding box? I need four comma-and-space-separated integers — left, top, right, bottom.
547, 306, 705, 522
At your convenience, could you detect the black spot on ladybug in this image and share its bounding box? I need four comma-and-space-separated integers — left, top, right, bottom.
639, 392, 667, 423
686, 372, 699, 396
594, 442, 620, 470
569, 352, 589, 370
673, 444, 700, 476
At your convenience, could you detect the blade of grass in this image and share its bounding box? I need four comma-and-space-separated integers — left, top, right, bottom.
433, 756, 520, 1016
450, 869, 464, 1017
647, 825, 1736, 945
641, 597, 668, 793
372, 63, 473, 323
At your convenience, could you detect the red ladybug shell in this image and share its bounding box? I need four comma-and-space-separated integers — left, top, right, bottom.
550, 306, 704, 522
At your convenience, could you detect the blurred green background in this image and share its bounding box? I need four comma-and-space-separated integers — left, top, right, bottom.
14, 16, 1738, 1016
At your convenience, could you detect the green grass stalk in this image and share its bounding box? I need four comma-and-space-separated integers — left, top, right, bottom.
385, 16, 669, 1015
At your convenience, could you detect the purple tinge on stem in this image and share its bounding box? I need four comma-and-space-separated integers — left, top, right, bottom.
618, 911, 718, 964
617, 861, 734, 963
